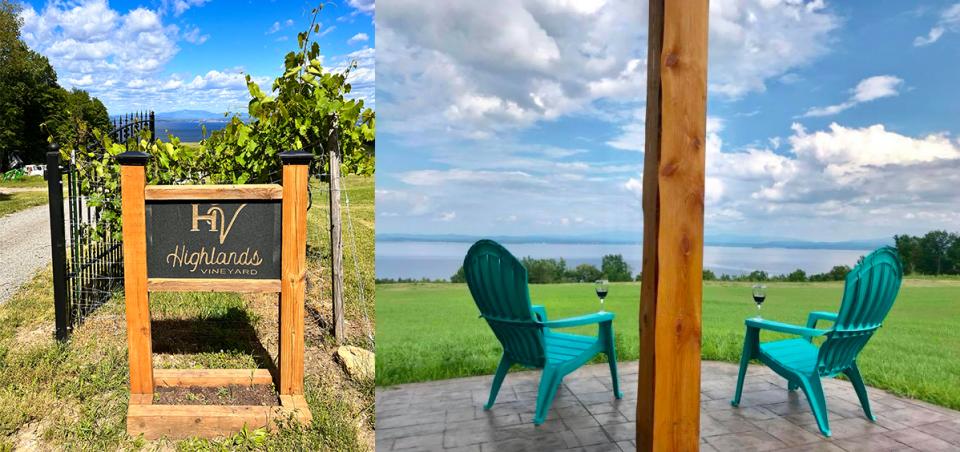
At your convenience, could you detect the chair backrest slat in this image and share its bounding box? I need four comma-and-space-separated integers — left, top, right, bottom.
818, 247, 903, 375
464, 240, 546, 368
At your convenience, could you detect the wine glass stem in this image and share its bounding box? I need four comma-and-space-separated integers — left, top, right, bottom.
600, 298, 605, 312
756, 303, 762, 319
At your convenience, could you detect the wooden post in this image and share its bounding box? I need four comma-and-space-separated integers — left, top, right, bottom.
279, 151, 311, 395
637, 0, 709, 450
119, 151, 153, 395
328, 123, 345, 343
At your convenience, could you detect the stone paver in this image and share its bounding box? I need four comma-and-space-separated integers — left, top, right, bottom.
376, 361, 960, 451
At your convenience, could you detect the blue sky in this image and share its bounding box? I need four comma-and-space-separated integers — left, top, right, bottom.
376, 0, 960, 242
18, 0, 374, 114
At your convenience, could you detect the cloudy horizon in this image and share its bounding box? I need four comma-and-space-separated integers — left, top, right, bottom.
376, 0, 960, 243
17, 0, 375, 114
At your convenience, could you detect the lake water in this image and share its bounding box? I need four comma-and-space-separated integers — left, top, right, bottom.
375, 241, 871, 280
155, 120, 229, 142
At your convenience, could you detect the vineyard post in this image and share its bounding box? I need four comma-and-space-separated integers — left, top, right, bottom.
328, 118, 346, 343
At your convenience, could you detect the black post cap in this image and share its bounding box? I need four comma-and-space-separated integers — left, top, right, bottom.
279, 150, 314, 165
116, 151, 150, 166
48, 142, 60, 154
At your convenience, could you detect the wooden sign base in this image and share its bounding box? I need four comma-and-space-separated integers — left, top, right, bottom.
126, 369, 312, 440
118, 151, 315, 440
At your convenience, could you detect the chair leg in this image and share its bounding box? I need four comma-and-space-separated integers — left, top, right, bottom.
485, 355, 512, 410
788, 381, 799, 391
731, 328, 758, 407
844, 363, 875, 421
602, 322, 623, 399
799, 376, 831, 437
534, 367, 560, 425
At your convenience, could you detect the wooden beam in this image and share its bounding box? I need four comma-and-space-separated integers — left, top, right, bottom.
153, 368, 274, 387
637, 0, 709, 450
126, 401, 311, 439
279, 155, 309, 395
147, 278, 281, 293
120, 153, 154, 395
144, 184, 283, 200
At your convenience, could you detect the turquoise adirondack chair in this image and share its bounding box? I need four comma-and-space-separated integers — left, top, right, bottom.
731, 247, 903, 437
464, 240, 623, 425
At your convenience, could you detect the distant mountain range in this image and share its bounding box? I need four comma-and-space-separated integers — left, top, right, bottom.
376, 232, 891, 251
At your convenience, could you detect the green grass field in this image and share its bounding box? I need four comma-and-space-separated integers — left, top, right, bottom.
0, 175, 46, 188
376, 280, 960, 411
0, 191, 47, 218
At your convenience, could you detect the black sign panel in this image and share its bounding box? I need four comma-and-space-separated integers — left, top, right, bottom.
145, 201, 282, 279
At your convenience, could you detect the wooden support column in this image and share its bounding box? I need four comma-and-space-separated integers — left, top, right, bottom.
119, 151, 153, 395
279, 151, 311, 395
637, 0, 709, 450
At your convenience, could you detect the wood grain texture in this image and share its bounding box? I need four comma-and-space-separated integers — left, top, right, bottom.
638, 0, 709, 450
279, 163, 308, 395
143, 184, 282, 200
153, 368, 273, 387
147, 278, 281, 293
129, 394, 153, 406
126, 403, 311, 439
638, 0, 664, 447
329, 125, 346, 343
121, 164, 154, 395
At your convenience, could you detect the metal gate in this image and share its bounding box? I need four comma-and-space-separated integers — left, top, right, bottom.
47, 112, 155, 340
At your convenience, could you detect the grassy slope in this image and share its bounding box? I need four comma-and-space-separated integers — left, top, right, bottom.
0, 175, 374, 450
0, 191, 47, 218
375, 279, 960, 411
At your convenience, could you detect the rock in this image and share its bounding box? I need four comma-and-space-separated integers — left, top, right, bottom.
335, 345, 374, 381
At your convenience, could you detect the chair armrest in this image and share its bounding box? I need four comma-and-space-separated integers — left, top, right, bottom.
540, 311, 614, 328
745, 318, 827, 337
531, 305, 548, 322
805, 311, 838, 329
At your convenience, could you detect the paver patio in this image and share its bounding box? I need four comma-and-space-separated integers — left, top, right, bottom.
376, 360, 960, 451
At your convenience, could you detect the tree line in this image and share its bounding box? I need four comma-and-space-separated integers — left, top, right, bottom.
701, 265, 852, 283
441, 254, 633, 284
893, 231, 960, 275
1, 1, 109, 171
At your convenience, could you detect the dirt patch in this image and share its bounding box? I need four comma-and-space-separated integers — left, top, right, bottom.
154, 385, 279, 406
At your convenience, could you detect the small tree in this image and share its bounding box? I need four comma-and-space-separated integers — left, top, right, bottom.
702, 269, 717, 281
570, 263, 602, 282
602, 254, 632, 282
786, 269, 807, 282
450, 266, 466, 283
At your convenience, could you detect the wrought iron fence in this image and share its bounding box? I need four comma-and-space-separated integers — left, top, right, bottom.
47, 112, 154, 340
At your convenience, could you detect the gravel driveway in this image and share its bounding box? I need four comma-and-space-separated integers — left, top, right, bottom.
0, 204, 53, 303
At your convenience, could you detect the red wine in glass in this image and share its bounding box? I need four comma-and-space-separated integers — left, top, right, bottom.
595, 279, 609, 312
752, 284, 767, 319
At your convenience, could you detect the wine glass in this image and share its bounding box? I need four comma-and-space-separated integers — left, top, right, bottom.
752, 284, 767, 319
595, 279, 609, 312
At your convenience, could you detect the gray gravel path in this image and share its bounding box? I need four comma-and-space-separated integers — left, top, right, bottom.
0, 204, 53, 303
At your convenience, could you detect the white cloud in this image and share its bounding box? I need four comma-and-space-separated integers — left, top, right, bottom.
162, 0, 211, 16
348, 0, 375, 14
348, 32, 369, 45
708, 0, 838, 98
914, 3, 960, 46
182, 25, 209, 44
802, 75, 903, 117
20, 2, 179, 76
697, 120, 960, 238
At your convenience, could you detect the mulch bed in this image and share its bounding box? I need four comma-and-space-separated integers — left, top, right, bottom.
154, 384, 280, 406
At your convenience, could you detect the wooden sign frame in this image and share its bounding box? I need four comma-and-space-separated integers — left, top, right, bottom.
118, 150, 314, 439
